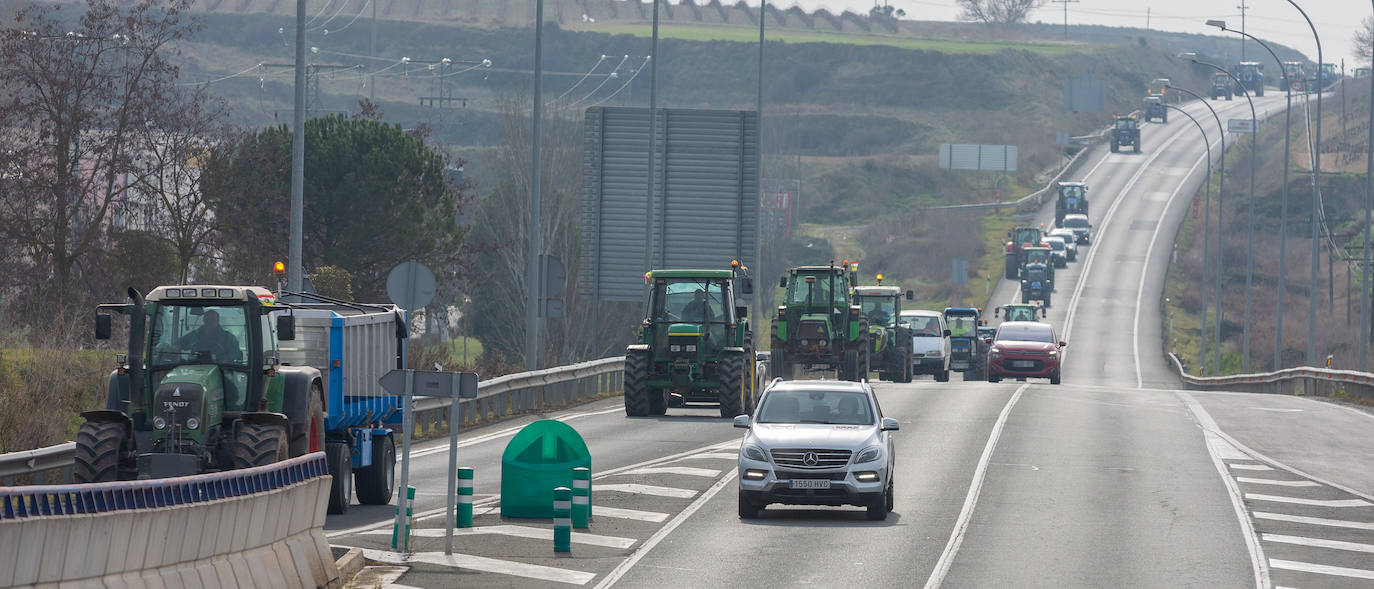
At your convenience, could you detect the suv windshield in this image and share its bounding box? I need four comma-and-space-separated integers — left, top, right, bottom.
149, 304, 249, 367
997, 323, 1054, 343
756, 389, 874, 425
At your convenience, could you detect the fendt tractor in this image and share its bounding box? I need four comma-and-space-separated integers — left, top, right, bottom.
1110, 115, 1141, 153
1211, 73, 1234, 100
772, 262, 869, 382
943, 307, 987, 381
1234, 61, 1265, 97
853, 278, 914, 383
79, 283, 407, 514
1004, 226, 1043, 279
1054, 182, 1089, 227
1143, 96, 1167, 123
624, 262, 757, 419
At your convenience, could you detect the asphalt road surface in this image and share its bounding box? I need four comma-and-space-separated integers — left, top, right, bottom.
328, 93, 1374, 588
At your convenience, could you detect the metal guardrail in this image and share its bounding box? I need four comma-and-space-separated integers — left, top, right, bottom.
411, 356, 626, 435
0, 442, 75, 486
1167, 353, 1374, 401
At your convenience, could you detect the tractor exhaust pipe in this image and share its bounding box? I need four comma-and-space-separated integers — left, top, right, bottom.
126, 288, 147, 426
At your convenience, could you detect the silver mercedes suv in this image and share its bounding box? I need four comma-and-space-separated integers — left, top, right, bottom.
734, 379, 898, 521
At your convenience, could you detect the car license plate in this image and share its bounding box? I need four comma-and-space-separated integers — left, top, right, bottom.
1012, 360, 1035, 368
789, 479, 831, 490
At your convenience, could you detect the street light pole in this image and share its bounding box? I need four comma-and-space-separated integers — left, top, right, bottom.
1208, 21, 1294, 370
289, 0, 306, 294
644, 0, 660, 276
525, 0, 545, 370
1286, 0, 1323, 367
1166, 103, 1214, 374
1191, 57, 1258, 372
1171, 84, 1227, 375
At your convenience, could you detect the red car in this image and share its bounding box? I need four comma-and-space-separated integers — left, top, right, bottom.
984, 321, 1066, 385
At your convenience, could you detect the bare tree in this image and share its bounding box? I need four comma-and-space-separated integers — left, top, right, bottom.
0, 0, 199, 312
1357, 15, 1373, 65
957, 0, 1044, 24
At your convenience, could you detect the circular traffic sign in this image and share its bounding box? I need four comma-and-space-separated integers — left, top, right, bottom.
386, 260, 437, 310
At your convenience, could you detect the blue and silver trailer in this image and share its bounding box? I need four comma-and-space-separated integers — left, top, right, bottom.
278, 300, 408, 514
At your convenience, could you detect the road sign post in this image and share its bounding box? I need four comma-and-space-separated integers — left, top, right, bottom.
380, 368, 479, 554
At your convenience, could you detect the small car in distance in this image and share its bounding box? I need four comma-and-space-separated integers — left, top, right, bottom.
1042, 235, 1070, 268
1048, 228, 1079, 261
1060, 213, 1092, 244
985, 321, 1066, 385
736, 380, 898, 521
899, 309, 951, 382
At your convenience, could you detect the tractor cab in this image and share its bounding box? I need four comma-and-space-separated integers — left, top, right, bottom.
1283, 61, 1306, 92
1023, 246, 1056, 286
854, 280, 915, 382
772, 262, 868, 381
1055, 182, 1089, 226
1143, 95, 1167, 123
1111, 115, 1141, 153
1212, 73, 1233, 100
943, 307, 988, 379
1235, 61, 1265, 96
1320, 63, 1338, 88
1021, 265, 1052, 307
996, 303, 1046, 322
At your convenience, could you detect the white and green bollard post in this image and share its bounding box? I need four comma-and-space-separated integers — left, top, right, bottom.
572, 467, 590, 529
392, 485, 416, 551
458, 467, 474, 527
553, 486, 572, 553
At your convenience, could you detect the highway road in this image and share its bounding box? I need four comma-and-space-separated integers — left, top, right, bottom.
328, 93, 1374, 588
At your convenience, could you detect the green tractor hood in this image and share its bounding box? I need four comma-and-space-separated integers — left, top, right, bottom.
149, 364, 225, 446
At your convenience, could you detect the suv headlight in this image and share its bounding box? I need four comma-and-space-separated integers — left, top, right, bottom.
741, 444, 767, 462
854, 445, 882, 464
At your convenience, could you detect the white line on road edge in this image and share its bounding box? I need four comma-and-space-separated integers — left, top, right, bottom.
1269, 559, 1374, 580
362, 548, 597, 586
921, 383, 1028, 589
1262, 533, 1374, 554
596, 483, 698, 499
594, 470, 739, 588
1255, 512, 1374, 531
593, 505, 670, 523
1235, 477, 1321, 488
1230, 464, 1274, 471
1245, 493, 1372, 508
1132, 135, 1218, 389
1177, 392, 1271, 589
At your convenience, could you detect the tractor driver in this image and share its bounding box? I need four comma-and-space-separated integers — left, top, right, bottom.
948, 316, 972, 337
178, 310, 242, 363
681, 289, 714, 324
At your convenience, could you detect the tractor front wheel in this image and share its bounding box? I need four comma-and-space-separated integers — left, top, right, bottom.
718, 351, 746, 418
624, 350, 651, 417
232, 422, 288, 470
74, 421, 127, 483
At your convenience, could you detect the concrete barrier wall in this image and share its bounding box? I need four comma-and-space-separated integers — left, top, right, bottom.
0, 455, 338, 588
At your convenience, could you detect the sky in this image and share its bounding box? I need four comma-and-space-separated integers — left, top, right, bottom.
799, 0, 1368, 68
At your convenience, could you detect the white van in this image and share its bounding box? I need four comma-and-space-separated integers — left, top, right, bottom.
899, 310, 951, 382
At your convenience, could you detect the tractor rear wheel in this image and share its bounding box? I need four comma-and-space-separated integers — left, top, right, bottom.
843, 349, 861, 382
232, 422, 288, 470
74, 421, 127, 483
649, 388, 668, 416
624, 350, 650, 417
718, 351, 745, 418
1005, 254, 1018, 279
289, 385, 325, 457
770, 346, 786, 381
325, 441, 352, 515
355, 434, 396, 505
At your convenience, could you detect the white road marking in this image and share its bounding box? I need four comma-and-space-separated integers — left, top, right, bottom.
361, 548, 597, 586
594, 470, 739, 588
1178, 392, 1270, 588
1230, 464, 1274, 471
1251, 407, 1304, 413
363, 524, 637, 549
1270, 559, 1374, 580
1236, 477, 1321, 488
1255, 512, 1374, 531
922, 384, 1029, 589
1262, 534, 1374, 554
1133, 132, 1217, 388
593, 505, 670, 523
621, 466, 721, 478
672, 452, 739, 461
1204, 431, 1249, 460
1245, 494, 1372, 508
596, 483, 698, 499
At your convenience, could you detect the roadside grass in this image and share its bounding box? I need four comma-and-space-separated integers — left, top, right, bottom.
0, 345, 108, 453
582, 23, 1078, 54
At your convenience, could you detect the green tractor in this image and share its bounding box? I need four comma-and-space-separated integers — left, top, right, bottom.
853, 279, 914, 383
942, 307, 988, 381
1022, 245, 1056, 290
771, 263, 869, 382
624, 265, 756, 418
995, 303, 1047, 323
1020, 261, 1053, 307
1004, 226, 1043, 279
75, 286, 323, 482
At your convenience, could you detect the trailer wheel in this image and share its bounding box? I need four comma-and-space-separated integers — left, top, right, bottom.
74, 421, 127, 483
355, 434, 396, 505
232, 422, 288, 470
325, 441, 352, 514
289, 384, 325, 457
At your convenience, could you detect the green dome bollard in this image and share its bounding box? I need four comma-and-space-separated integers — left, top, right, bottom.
500, 420, 591, 518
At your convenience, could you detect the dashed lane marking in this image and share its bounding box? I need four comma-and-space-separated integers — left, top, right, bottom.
361, 548, 597, 586
1270, 559, 1374, 581
363, 525, 637, 549
596, 483, 698, 499
1245, 494, 1373, 508
621, 466, 722, 478
1262, 534, 1374, 554
593, 505, 670, 523
1230, 463, 1274, 471
672, 452, 738, 461
1255, 512, 1374, 531
1236, 477, 1321, 488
